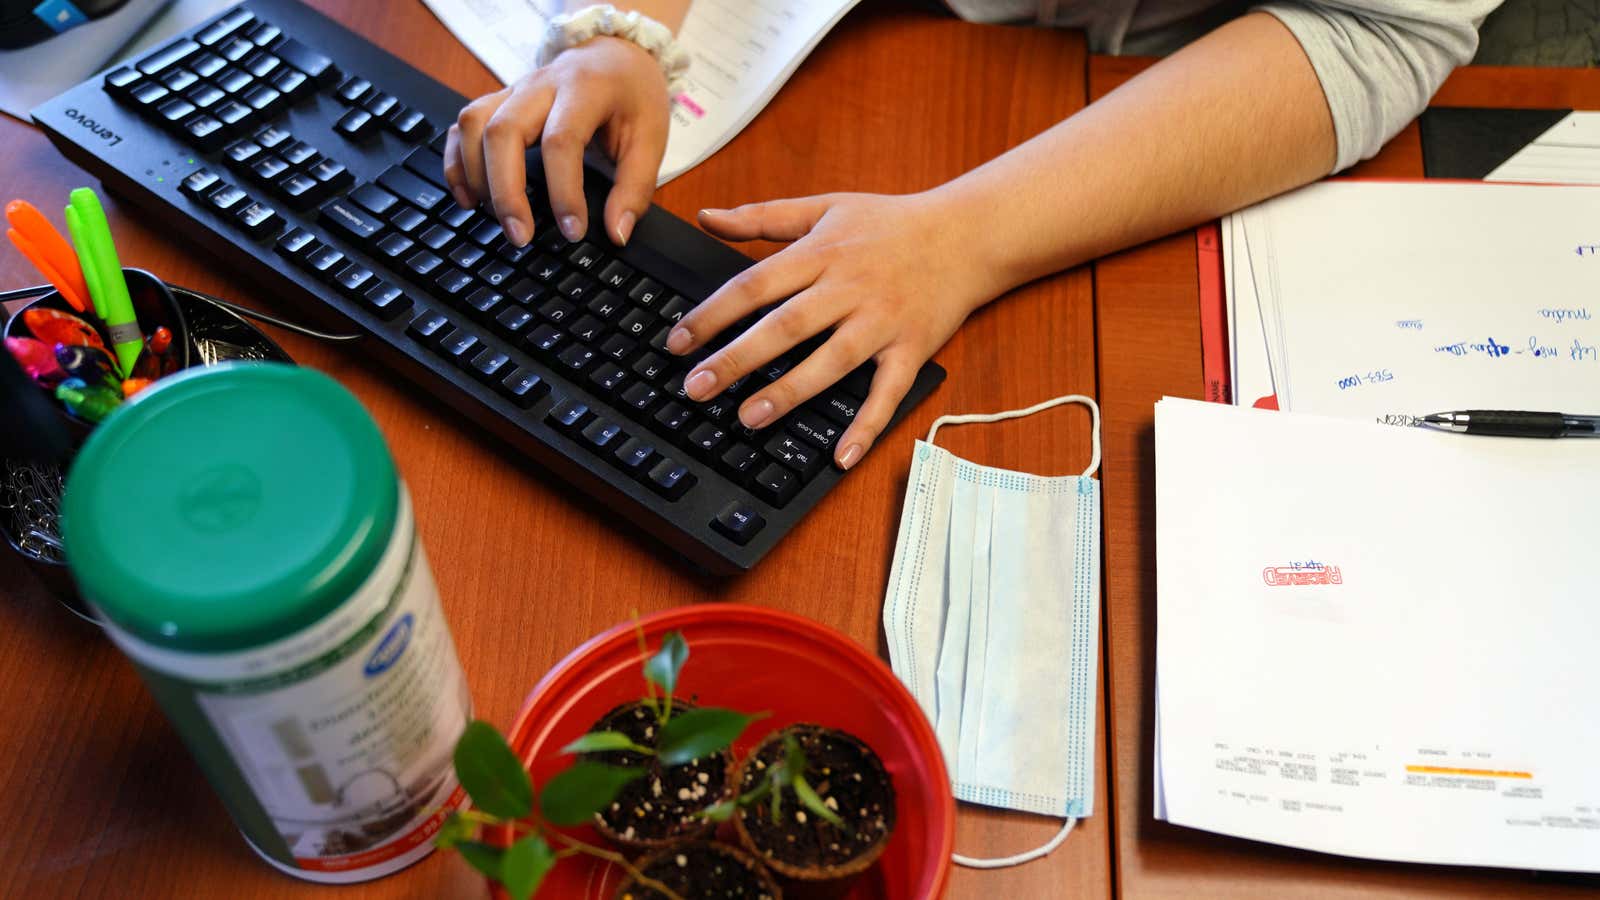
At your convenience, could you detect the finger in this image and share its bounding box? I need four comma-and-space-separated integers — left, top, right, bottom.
834, 355, 918, 470
736, 325, 880, 431
697, 196, 834, 243
483, 83, 556, 245
540, 93, 608, 242
668, 249, 825, 357
682, 285, 847, 402
452, 88, 509, 203
441, 125, 474, 209
603, 115, 668, 246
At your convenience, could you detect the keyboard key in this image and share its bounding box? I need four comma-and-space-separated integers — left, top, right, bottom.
646, 459, 695, 500
497, 368, 545, 407
631, 352, 669, 382
362, 282, 411, 321
811, 392, 861, 426
837, 365, 875, 399
613, 437, 656, 473
556, 342, 596, 372
580, 418, 627, 452
185, 114, 225, 150
280, 140, 318, 166
207, 182, 248, 213
407, 310, 452, 344
791, 411, 842, 451
374, 232, 415, 260
219, 38, 254, 63
499, 240, 536, 266
213, 66, 253, 94
586, 290, 624, 321
318, 199, 384, 244
600, 333, 636, 361
275, 227, 316, 258
765, 433, 825, 480
389, 205, 427, 234
525, 323, 564, 354
618, 307, 654, 338
129, 80, 170, 109
235, 201, 281, 239
529, 255, 562, 283
699, 396, 736, 425
363, 92, 399, 118
438, 328, 480, 363
568, 314, 605, 344
378, 166, 448, 212
333, 262, 374, 296
387, 107, 429, 141
242, 83, 283, 114
493, 304, 532, 336
196, 9, 253, 47
303, 243, 346, 276
711, 501, 765, 545
190, 53, 226, 79
448, 244, 486, 270
752, 463, 799, 506
243, 51, 280, 79
270, 67, 309, 99
760, 357, 794, 382
719, 443, 762, 479
310, 159, 353, 193
507, 277, 545, 306
138, 39, 200, 76
336, 75, 374, 104
557, 272, 594, 300
537, 297, 575, 324
405, 250, 444, 278
247, 22, 282, 47
180, 168, 222, 200
223, 139, 261, 165
160, 68, 199, 92
688, 422, 728, 455
185, 82, 225, 109
418, 224, 455, 252
253, 124, 291, 149
620, 381, 660, 413
546, 397, 589, 432
653, 402, 692, 435
567, 242, 603, 270
468, 347, 511, 381
156, 97, 198, 126
478, 260, 515, 288
597, 259, 633, 288
274, 37, 339, 85
589, 363, 628, 395
628, 277, 663, 307
439, 206, 475, 229
402, 146, 448, 188
463, 286, 504, 318
334, 107, 379, 140
214, 100, 253, 130
432, 267, 475, 300
468, 218, 504, 247
104, 67, 142, 97
658, 295, 693, 323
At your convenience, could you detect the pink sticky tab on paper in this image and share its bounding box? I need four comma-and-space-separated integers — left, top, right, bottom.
674, 93, 705, 118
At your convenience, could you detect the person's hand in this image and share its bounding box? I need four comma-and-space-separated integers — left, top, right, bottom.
444, 36, 670, 248
670, 191, 1003, 470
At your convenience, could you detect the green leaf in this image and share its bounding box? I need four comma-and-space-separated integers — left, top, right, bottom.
500, 834, 556, 900
657, 707, 764, 767
642, 630, 689, 698
560, 731, 654, 756
782, 733, 807, 782
794, 776, 847, 829
539, 762, 645, 826
434, 811, 476, 850
454, 720, 535, 819
456, 841, 504, 880
697, 798, 738, 822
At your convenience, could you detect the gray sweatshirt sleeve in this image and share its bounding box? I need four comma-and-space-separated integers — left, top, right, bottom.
1256, 2, 1500, 172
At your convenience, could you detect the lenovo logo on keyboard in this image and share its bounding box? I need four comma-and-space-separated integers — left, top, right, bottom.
61, 108, 123, 147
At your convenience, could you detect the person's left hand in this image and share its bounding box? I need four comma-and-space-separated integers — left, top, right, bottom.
669, 190, 1004, 469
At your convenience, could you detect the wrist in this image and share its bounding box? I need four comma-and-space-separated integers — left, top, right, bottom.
914, 184, 1018, 310
540, 4, 690, 93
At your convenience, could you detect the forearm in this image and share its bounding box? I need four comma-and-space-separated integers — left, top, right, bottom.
939, 12, 1334, 296
563, 0, 689, 31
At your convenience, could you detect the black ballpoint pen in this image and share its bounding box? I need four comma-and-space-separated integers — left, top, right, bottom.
1419, 410, 1600, 438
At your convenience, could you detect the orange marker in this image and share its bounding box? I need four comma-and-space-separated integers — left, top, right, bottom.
5, 200, 91, 315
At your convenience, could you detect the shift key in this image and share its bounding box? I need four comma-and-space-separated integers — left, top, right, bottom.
318, 198, 385, 243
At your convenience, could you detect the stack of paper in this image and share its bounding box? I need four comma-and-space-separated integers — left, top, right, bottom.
1154, 397, 1600, 871
1215, 180, 1600, 422
419, 0, 861, 184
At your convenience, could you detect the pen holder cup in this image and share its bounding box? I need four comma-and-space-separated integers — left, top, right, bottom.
2, 267, 191, 438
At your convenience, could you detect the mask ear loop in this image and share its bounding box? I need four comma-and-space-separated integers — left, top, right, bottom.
925, 392, 1098, 869
954, 818, 1076, 869
926, 394, 1100, 478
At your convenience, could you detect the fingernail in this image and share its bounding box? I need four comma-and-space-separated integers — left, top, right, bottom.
837, 443, 863, 470
665, 327, 692, 354
741, 398, 775, 429
685, 369, 717, 400
504, 218, 528, 246
559, 214, 583, 242
614, 210, 636, 246
452, 187, 474, 209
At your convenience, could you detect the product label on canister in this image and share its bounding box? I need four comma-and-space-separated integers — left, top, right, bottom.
102, 495, 471, 879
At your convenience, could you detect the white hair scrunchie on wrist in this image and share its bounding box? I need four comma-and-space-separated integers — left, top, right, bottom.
535, 4, 691, 95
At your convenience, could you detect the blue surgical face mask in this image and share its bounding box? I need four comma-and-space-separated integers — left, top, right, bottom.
883, 395, 1102, 869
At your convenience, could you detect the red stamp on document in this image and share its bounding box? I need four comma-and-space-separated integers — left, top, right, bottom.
1263, 564, 1343, 586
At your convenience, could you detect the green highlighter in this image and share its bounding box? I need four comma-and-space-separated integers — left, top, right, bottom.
64, 188, 142, 376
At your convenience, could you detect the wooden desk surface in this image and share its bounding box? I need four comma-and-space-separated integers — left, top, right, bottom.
1090, 56, 1600, 899
0, 3, 1108, 898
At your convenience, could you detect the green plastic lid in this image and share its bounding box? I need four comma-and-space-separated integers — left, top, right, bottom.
62, 363, 399, 653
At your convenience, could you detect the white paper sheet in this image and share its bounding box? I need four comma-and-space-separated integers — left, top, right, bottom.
0, 0, 235, 121
1487, 112, 1600, 185
1225, 212, 1277, 408
420, 0, 859, 184
1233, 181, 1600, 424
1154, 397, 1600, 871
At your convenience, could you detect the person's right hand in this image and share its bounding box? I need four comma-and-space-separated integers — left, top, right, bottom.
444, 36, 671, 248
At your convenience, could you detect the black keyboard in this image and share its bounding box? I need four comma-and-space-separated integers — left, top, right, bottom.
32, 0, 944, 574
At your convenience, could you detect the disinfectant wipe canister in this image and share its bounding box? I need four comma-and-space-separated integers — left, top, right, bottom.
60, 362, 471, 883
